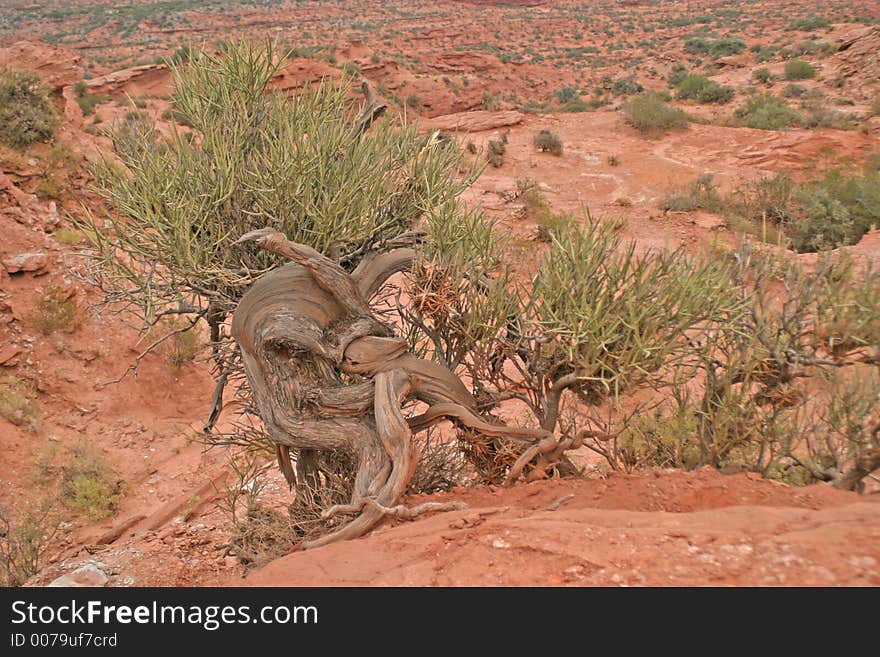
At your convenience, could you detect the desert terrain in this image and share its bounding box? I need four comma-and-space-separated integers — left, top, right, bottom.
1, 0, 879, 587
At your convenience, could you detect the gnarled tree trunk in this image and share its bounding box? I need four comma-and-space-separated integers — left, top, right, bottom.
231, 228, 568, 548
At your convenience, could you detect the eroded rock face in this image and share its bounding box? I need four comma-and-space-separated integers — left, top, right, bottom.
0, 41, 83, 91
832, 26, 880, 87
424, 110, 524, 133
3, 252, 49, 275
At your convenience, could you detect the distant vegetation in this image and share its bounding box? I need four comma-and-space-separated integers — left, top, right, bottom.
734, 94, 802, 130
624, 92, 690, 136
0, 68, 57, 148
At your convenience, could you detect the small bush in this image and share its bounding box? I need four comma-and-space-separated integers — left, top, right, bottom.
781, 83, 808, 98
624, 92, 690, 136
675, 74, 734, 104
607, 154, 621, 166
0, 502, 59, 586
709, 38, 746, 59
661, 174, 724, 213
668, 64, 689, 88
734, 94, 802, 130
487, 138, 506, 167
61, 440, 121, 520
611, 76, 643, 96
518, 179, 574, 241
533, 129, 563, 155
753, 67, 773, 84
785, 59, 816, 80
53, 227, 85, 245
0, 68, 57, 148
162, 320, 202, 368
554, 86, 579, 104
30, 287, 79, 336
0, 376, 41, 432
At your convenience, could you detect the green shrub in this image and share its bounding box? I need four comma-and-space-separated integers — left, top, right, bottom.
784, 59, 816, 80
661, 174, 724, 212
668, 64, 689, 87
684, 38, 711, 55
753, 67, 773, 84
0, 502, 59, 586
533, 129, 563, 155
791, 16, 831, 31
709, 38, 746, 59
554, 86, 579, 104
624, 92, 690, 136
611, 76, 643, 96
735, 94, 802, 130
30, 287, 79, 336
487, 138, 506, 167
0, 68, 57, 148
675, 74, 734, 104
61, 441, 121, 520
559, 98, 589, 112
781, 83, 808, 98
0, 376, 41, 432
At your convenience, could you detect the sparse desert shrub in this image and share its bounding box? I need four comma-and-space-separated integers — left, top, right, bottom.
801, 103, 858, 130
533, 129, 563, 155
0, 67, 57, 148
728, 169, 880, 252
30, 287, 79, 335
791, 16, 831, 31
73, 81, 106, 116
53, 227, 85, 245
559, 98, 589, 112
684, 38, 711, 55
784, 59, 816, 80
611, 76, 643, 96
781, 83, 808, 98
61, 440, 121, 521
518, 179, 573, 241
607, 154, 621, 166
0, 376, 41, 432
753, 67, 773, 84
0, 502, 60, 587
487, 138, 506, 167
734, 94, 802, 130
624, 92, 690, 136
668, 64, 689, 88
161, 319, 202, 368
709, 38, 746, 59
661, 174, 724, 212
675, 74, 734, 104
554, 86, 579, 104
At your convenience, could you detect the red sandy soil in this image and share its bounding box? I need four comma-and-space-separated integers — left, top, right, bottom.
242, 469, 880, 587
1, 1, 880, 587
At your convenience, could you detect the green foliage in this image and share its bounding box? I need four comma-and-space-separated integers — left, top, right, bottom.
0, 502, 59, 587
61, 440, 121, 521
0, 67, 57, 148
753, 67, 773, 84
668, 64, 689, 88
791, 16, 831, 31
533, 129, 563, 155
684, 37, 745, 59
530, 221, 741, 399
0, 376, 41, 432
611, 76, 643, 96
675, 74, 734, 104
29, 286, 79, 336
727, 169, 880, 252
734, 94, 802, 130
554, 86, 579, 104
487, 137, 506, 167
661, 174, 724, 212
623, 92, 690, 136
784, 59, 816, 80
86, 40, 477, 318
73, 81, 106, 116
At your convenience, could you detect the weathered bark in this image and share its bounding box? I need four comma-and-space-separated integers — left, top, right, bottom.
231, 229, 569, 549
